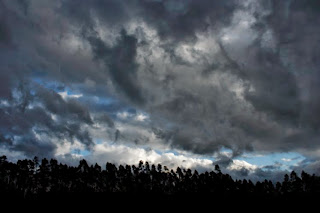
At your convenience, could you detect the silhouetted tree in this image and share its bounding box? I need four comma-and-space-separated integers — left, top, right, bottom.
1, 155, 320, 200
215, 164, 221, 173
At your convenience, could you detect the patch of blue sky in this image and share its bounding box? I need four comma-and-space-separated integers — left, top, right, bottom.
31, 77, 64, 92
198, 155, 216, 161
32, 76, 116, 106
62, 89, 82, 96
31, 77, 149, 118
93, 96, 114, 105
154, 149, 163, 155
219, 147, 233, 153
236, 152, 305, 168
164, 150, 180, 156
161, 149, 215, 161
32, 76, 86, 97
115, 108, 150, 123
94, 138, 103, 144
83, 97, 120, 114
71, 149, 90, 156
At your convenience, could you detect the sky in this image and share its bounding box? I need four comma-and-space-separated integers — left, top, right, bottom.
1, 0, 320, 182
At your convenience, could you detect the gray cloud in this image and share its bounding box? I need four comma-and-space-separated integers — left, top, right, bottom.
36, 86, 93, 125
291, 158, 320, 176
213, 154, 234, 168
94, 113, 115, 128
85, 29, 144, 104
0, 88, 94, 157
0, 13, 12, 47
263, 164, 281, 171
13, 137, 56, 159
137, 0, 237, 42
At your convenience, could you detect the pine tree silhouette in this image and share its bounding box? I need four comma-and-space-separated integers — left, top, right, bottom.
0, 155, 320, 202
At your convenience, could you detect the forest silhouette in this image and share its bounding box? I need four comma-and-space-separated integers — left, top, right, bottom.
0, 155, 319, 203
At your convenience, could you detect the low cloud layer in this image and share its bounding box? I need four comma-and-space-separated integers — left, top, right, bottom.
1, 0, 320, 178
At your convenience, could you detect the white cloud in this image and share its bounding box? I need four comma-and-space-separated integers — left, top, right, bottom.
58, 91, 83, 99
227, 159, 258, 171
218, 151, 233, 158
55, 138, 87, 157
84, 142, 214, 172
116, 111, 130, 119
116, 111, 149, 122
281, 158, 292, 162
134, 113, 148, 122
0, 100, 9, 107
242, 153, 264, 158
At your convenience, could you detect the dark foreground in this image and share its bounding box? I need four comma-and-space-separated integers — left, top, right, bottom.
1, 191, 319, 210
1, 156, 320, 208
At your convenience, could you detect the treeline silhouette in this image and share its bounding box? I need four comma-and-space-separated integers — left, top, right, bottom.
1, 155, 320, 201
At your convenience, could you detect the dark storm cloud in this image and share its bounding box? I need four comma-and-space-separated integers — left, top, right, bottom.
243, 51, 300, 124
158, 0, 320, 156
0, 0, 100, 157
262, 163, 282, 171
248, 0, 320, 129
0, 72, 13, 100
13, 137, 56, 158
0, 84, 94, 157
60, 0, 129, 29
85, 29, 144, 104
248, 168, 287, 183
0, 105, 58, 157
290, 158, 320, 176
0, 2, 16, 99
94, 113, 115, 128
138, 0, 237, 42
220, 0, 320, 157
0, 13, 12, 47
213, 154, 233, 168
36, 86, 93, 124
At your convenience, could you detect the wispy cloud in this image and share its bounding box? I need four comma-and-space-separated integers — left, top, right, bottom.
281, 158, 292, 162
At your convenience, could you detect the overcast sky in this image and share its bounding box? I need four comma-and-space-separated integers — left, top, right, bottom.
1, 0, 320, 181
